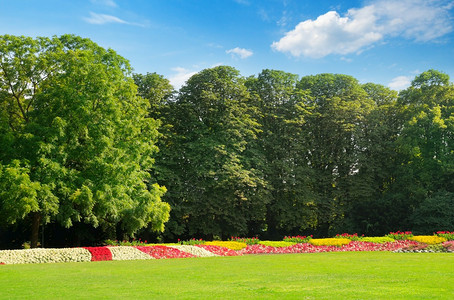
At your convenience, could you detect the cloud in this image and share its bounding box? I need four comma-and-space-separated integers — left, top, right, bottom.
83, 12, 146, 27
168, 67, 198, 89
226, 47, 254, 59
90, 0, 118, 7
272, 0, 453, 58
84, 12, 128, 25
388, 75, 412, 90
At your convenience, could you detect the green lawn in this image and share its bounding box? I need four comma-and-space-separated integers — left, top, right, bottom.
1, 252, 453, 299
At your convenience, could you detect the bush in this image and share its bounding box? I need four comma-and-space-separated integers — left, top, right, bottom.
435, 231, 454, 241
386, 231, 413, 240
229, 237, 260, 245
283, 235, 312, 243
335, 233, 362, 241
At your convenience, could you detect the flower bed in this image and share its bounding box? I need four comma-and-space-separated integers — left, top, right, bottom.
136, 246, 195, 259
1, 233, 452, 265
0, 248, 92, 264
195, 245, 238, 256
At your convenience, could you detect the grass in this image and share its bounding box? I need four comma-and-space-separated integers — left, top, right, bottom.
0, 252, 453, 299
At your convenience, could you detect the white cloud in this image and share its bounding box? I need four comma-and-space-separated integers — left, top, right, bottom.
168, 67, 198, 89
226, 47, 254, 59
272, 0, 453, 58
388, 75, 412, 90
84, 12, 127, 25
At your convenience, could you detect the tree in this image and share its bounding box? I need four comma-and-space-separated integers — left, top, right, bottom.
0, 35, 170, 247
389, 70, 454, 230
246, 69, 316, 238
297, 74, 375, 235
133, 72, 174, 119
157, 66, 267, 239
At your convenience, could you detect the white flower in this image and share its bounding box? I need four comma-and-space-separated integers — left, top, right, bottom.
170, 245, 218, 257
108, 246, 154, 260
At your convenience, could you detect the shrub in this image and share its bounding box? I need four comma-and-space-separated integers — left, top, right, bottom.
283, 235, 312, 243
203, 241, 247, 250
435, 231, 454, 241
386, 231, 413, 240
229, 237, 260, 245
359, 236, 395, 243
335, 233, 362, 241
178, 238, 204, 245
258, 241, 296, 248
309, 238, 351, 247
409, 235, 447, 245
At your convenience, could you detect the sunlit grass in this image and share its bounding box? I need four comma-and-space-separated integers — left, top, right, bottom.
0, 252, 453, 299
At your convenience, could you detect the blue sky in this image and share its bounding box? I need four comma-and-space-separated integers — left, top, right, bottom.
1, 0, 453, 90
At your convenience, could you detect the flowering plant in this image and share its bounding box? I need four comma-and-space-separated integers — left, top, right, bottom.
203, 241, 247, 250
230, 237, 260, 245
83, 247, 112, 262
358, 236, 395, 244
335, 233, 363, 241
196, 245, 239, 256
436, 231, 454, 241
136, 246, 194, 259
178, 238, 204, 245
259, 241, 296, 248
386, 231, 413, 240
409, 235, 447, 245
309, 238, 351, 247
283, 235, 312, 243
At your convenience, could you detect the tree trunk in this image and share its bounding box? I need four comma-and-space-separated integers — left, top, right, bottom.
31, 212, 41, 248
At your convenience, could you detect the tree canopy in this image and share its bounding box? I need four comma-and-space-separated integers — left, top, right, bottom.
0, 35, 169, 247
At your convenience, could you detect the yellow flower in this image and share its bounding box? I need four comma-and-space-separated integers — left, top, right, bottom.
309, 238, 351, 247
203, 241, 247, 250
409, 236, 447, 244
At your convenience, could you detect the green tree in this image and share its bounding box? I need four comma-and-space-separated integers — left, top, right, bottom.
297, 74, 375, 235
389, 70, 454, 230
0, 35, 169, 247
345, 83, 401, 234
133, 72, 174, 119
246, 69, 316, 238
157, 66, 266, 239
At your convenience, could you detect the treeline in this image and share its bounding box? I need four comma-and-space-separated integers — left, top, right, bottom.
0, 35, 453, 248
142, 67, 454, 241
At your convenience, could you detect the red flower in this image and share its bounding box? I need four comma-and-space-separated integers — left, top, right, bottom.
83, 247, 112, 261
136, 246, 195, 259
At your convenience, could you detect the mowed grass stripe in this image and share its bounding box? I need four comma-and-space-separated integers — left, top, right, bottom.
0, 252, 453, 299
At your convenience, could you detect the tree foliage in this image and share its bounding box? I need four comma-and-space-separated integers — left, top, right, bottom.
0, 35, 169, 247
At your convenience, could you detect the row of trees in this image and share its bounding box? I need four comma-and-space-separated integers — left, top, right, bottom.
1, 35, 453, 247
140, 66, 454, 240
